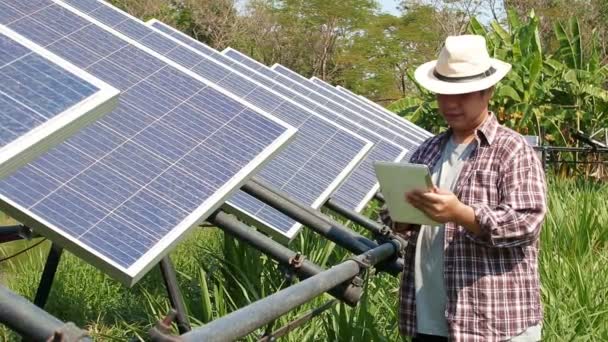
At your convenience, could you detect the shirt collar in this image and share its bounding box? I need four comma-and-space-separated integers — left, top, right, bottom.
443, 112, 498, 147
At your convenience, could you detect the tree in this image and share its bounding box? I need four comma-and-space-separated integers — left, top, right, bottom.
390, 9, 608, 144
336, 5, 442, 103
400, 0, 485, 35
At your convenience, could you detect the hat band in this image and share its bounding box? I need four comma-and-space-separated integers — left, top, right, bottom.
433, 66, 496, 83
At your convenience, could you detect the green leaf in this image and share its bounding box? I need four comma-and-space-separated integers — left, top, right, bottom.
507, 8, 521, 32
570, 18, 583, 69
554, 21, 576, 69
490, 21, 510, 43
468, 17, 486, 36
496, 85, 522, 102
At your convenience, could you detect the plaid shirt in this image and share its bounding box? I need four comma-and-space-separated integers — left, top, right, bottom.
380, 113, 547, 341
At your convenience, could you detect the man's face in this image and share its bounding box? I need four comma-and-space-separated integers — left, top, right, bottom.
436, 90, 491, 132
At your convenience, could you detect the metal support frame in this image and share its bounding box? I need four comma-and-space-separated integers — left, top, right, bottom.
208, 210, 362, 306
0, 285, 91, 341
323, 198, 401, 242
242, 177, 405, 274
30, 244, 191, 336
0, 225, 26, 244
174, 241, 399, 342
34, 243, 63, 308
159, 257, 191, 334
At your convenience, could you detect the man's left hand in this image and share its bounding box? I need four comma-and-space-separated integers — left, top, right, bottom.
405, 187, 465, 224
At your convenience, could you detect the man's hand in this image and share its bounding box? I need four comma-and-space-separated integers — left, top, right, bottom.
405, 187, 481, 235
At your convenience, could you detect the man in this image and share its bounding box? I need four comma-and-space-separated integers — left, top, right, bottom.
381, 35, 547, 341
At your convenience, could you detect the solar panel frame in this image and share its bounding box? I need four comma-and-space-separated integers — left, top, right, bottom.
309, 76, 433, 139
0, 24, 119, 179
0, 0, 296, 286
147, 20, 409, 214
138, 19, 373, 240
334, 84, 433, 138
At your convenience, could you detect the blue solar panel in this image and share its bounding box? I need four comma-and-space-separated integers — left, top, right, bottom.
59, 4, 372, 241
0, 0, 295, 285
335, 85, 433, 138
218, 48, 420, 150
217, 48, 414, 210
148, 20, 407, 213
270, 64, 428, 148
310, 77, 433, 139
0, 25, 119, 179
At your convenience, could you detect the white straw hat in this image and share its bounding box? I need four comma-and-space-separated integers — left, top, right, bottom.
414, 35, 512, 95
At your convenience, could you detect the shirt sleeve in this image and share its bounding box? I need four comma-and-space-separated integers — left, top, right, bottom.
467, 145, 547, 247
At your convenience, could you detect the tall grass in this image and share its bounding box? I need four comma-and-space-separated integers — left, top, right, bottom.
1, 180, 606, 341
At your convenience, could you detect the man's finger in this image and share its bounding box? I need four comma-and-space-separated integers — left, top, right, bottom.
419, 192, 445, 204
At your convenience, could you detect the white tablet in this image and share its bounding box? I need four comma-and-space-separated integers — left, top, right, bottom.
373, 161, 440, 226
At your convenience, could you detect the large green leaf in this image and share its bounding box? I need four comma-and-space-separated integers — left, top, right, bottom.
527, 52, 543, 100
570, 18, 583, 70
468, 17, 486, 36
490, 21, 510, 43
496, 85, 522, 102
507, 8, 522, 33
555, 21, 576, 69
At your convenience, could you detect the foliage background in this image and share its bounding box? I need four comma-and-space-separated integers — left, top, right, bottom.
107, 0, 607, 143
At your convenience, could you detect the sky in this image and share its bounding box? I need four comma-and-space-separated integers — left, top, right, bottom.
378, 0, 401, 15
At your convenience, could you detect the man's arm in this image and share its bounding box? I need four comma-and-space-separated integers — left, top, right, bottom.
467, 146, 547, 247
406, 144, 547, 248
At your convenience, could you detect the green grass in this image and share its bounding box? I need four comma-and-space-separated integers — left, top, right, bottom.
1, 179, 607, 341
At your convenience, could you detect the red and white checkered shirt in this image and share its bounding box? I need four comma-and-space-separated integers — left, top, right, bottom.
381, 113, 547, 341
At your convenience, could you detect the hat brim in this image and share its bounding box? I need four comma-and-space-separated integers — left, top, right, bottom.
414, 58, 512, 95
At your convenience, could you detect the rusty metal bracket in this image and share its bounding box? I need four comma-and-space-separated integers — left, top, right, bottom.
149, 310, 182, 342
45, 323, 89, 342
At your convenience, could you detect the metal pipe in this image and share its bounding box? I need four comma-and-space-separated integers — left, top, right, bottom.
160, 257, 191, 334
242, 178, 404, 274
0, 225, 22, 243
209, 211, 362, 306
34, 244, 63, 308
257, 300, 337, 341
532, 146, 608, 153
180, 242, 398, 342
324, 198, 386, 236
0, 285, 90, 341
244, 178, 375, 250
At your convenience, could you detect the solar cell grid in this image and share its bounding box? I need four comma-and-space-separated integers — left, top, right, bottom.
0, 24, 119, 179
218, 47, 412, 210
64, 1, 373, 240
271, 63, 426, 147
309, 77, 433, 139
333, 85, 433, 138
148, 20, 408, 212
0, 0, 295, 285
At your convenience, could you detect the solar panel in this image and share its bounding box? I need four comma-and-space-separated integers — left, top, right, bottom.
310, 77, 433, 139
67, 4, 373, 240
0, 0, 295, 285
0, 24, 119, 179
218, 49, 419, 151
148, 21, 408, 213
271, 64, 427, 147
335, 85, 432, 137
